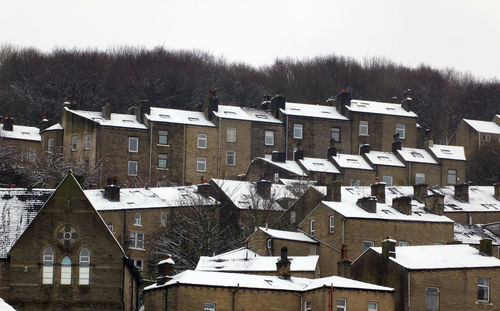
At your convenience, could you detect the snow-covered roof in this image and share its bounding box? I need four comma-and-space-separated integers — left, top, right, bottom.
363, 151, 406, 167
370, 244, 500, 270
346, 100, 417, 117
145, 270, 393, 292
331, 154, 373, 170
428, 144, 466, 161
278, 178, 317, 188
66, 107, 147, 130
463, 119, 500, 134
454, 223, 500, 246
0, 188, 53, 258
397, 147, 438, 164
214, 105, 281, 124
280, 102, 348, 121
0, 298, 15, 311
254, 157, 307, 177
299, 157, 341, 174
211, 179, 297, 211
434, 186, 500, 213
196, 247, 318, 272
41, 123, 63, 132
146, 107, 215, 127
85, 186, 216, 211
258, 227, 318, 243
0, 124, 41, 142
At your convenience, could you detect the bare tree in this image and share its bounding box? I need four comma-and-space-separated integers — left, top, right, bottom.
466, 142, 500, 185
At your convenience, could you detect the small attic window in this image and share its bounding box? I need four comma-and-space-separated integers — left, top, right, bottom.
386, 107, 396, 111
92, 117, 103, 121
188, 117, 199, 121
441, 149, 452, 155
255, 114, 268, 119
122, 119, 133, 123
290, 108, 300, 111
381, 209, 394, 214
312, 162, 324, 166
21, 132, 30, 135
321, 111, 331, 114
411, 151, 424, 158
388, 187, 403, 195
377, 156, 390, 160
346, 159, 359, 163
159, 114, 171, 119
224, 111, 236, 114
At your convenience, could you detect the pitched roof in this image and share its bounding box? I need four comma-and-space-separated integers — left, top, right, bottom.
454, 223, 500, 246
253, 157, 307, 177
40, 123, 63, 132
346, 100, 417, 117
66, 107, 147, 130
433, 186, 500, 213
363, 151, 406, 167
214, 105, 282, 124
146, 107, 215, 127
257, 227, 318, 243
463, 119, 500, 134
280, 102, 348, 120
397, 147, 438, 164
299, 157, 341, 174
331, 154, 373, 170
0, 124, 41, 142
428, 144, 466, 161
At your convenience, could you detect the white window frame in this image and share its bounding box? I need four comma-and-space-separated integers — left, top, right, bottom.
160, 213, 168, 226
368, 302, 378, 311
399, 241, 410, 247
266, 239, 272, 249
351, 178, 361, 187
482, 134, 490, 141
197, 133, 207, 149
293, 124, 303, 139
79, 248, 90, 285
310, 219, 315, 236
415, 172, 425, 185
107, 222, 114, 233
363, 240, 374, 251
71, 135, 77, 151
42, 247, 54, 284
383, 176, 393, 186
226, 151, 236, 166
134, 214, 142, 226
204, 303, 216, 311
129, 231, 145, 249
61, 256, 72, 285
426, 287, 439, 311
84, 134, 91, 150
396, 124, 405, 139
226, 127, 236, 143
290, 211, 296, 224
329, 215, 335, 233
337, 298, 346, 311
197, 157, 207, 172
478, 277, 490, 302
304, 300, 312, 311
128, 161, 138, 176
134, 260, 143, 271
158, 130, 168, 145
158, 153, 168, 168
447, 169, 457, 185
128, 137, 139, 153
359, 121, 369, 135
48, 138, 54, 153
331, 127, 341, 142
264, 130, 275, 146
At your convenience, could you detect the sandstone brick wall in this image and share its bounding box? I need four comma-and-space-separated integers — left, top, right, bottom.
439, 159, 467, 186
247, 229, 316, 257
218, 119, 252, 179
184, 125, 218, 185
340, 168, 376, 186
444, 211, 500, 225
369, 164, 408, 186
250, 121, 286, 159
406, 162, 441, 186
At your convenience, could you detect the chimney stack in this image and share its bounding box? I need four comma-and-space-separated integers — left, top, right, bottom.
197, 183, 212, 198
423, 137, 434, 149
370, 182, 386, 203
136, 99, 150, 123
203, 89, 218, 121
256, 180, 272, 198
2, 114, 14, 131
494, 183, 500, 199
276, 247, 291, 280
413, 183, 428, 202
392, 196, 412, 215
327, 139, 337, 158
39, 114, 49, 131
360, 144, 370, 155
479, 239, 493, 257
104, 184, 120, 202
157, 255, 175, 285
102, 101, 111, 120
356, 196, 377, 213
424, 193, 445, 215
382, 238, 396, 259
270, 94, 285, 119
454, 183, 469, 203
335, 89, 351, 115
326, 180, 342, 202
294, 143, 304, 160
271, 151, 286, 163
391, 133, 402, 153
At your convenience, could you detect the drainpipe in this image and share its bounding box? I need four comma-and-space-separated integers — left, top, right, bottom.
183, 125, 187, 184
285, 114, 289, 160
149, 122, 153, 185
329, 283, 333, 311
464, 268, 468, 311
232, 283, 239, 311
218, 117, 221, 178
341, 218, 345, 244
408, 162, 411, 186
292, 292, 303, 311
407, 270, 411, 310
121, 259, 125, 311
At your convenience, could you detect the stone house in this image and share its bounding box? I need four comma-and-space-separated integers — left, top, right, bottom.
0, 114, 42, 166
40, 123, 64, 154
246, 227, 319, 257
351, 240, 500, 311
363, 150, 407, 186
454, 223, 500, 258
396, 147, 440, 186
330, 153, 376, 186
451, 117, 500, 159
1, 172, 140, 310
426, 142, 467, 186
245, 155, 307, 182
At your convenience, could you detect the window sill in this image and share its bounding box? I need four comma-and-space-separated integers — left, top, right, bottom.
197, 171, 207, 173
475, 301, 492, 306
128, 151, 139, 153
264, 144, 275, 147
157, 144, 170, 147
133, 224, 142, 227
157, 168, 169, 171
128, 174, 138, 177
358, 134, 370, 137
128, 247, 145, 251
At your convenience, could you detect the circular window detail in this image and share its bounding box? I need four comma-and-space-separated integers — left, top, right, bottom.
56, 225, 78, 246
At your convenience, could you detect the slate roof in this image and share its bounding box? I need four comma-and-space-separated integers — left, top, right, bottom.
428, 144, 466, 161
346, 100, 417, 117
146, 107, 215, 127
363, 151, 406, 167
253, 157, 307, 177
0, 124, 41, 142
66, 107, 147, 130
280, 102, 348, 120
214, 105, 281, 124
463, 119, 500, 134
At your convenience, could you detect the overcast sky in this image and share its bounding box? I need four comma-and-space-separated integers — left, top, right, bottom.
1, 0, 499, 80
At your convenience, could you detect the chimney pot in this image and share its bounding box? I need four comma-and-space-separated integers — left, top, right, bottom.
356, 196, 377, 213
326, 180, 342, 202
392, 196, 412, 215
382, 238, 396, 259
370, 182, 386, 203
360, 144, 370, 155
102, 101, 111, 120
2, 114, 14, 131
256, 180, 272, 198
424, 193, 445, 215
454, 183, 469, 203
413, 183, 428, 202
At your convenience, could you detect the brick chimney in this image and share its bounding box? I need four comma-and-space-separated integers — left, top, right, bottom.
423, 137, 434, 149
197, 183, 212, 198
382, 238, 396, 259
391, 133, 402, 153
327, 139, 337, 158
335, 89, 351, 115
102, 101, 111, 120
356, 196, 377, 213
157, 255, 175, 285
494, 183, 500, 200
39, 114, 49, 131
337, 243, 351, 278
2, 114, 13, 131
326, 180, 342, 202
104, 184, 120, 202
294, 142, 304, 160
203, 89, 218, 121
360, 144, 370, 155
276, 247, 291, 280
136, 99, 150, 123
413, 183, 428, 202
424, 193, 445, 215
370, 182, 386, 203
479, 239, 493, 256
256, 180, 272, 198
270, 94, 285, 119
454, 183, 469, 203
271, 151, 286, 163
392, 196, 412, 215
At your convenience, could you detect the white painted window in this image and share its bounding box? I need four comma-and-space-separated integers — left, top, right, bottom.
61, 256, 72, 285
29, 148, 36, 162
266, 239, 272, 249
107, 222, 113, 233
426, 287, 439, 311
383, 176, 393, 186
264, 130, 275, 146
415, 173, 425, 184
134, 260, 143, 271
79, 248, 90, 285
304, 300, 312, 311
71, 136, 77, 151
478, 278, 490, 302
158, 153, 167, 168
226, 151, 236, 166
290, 211, 296, 223
42, 247, 54, 284
274, 173, 279, 182
160, 213, 168, 226
482, 134, 490, 141
197, 133, 207, 149
84, 135, 91, 150
396, 124, 405, 139
363, 240, 374, 251
293, 124, 303, 139
329, 215, 335, 233
128, 161, 138, 176
204, 303, 216, 311
447, 169, 457, 185
134, 214, 142, 226
337, 298, 346, 311
197, 157, 207, 172
226, 127, 236, 143
399, 241, 409, 247
359, 121, 369, 135
159, 130, 168, 145
331, 127, 341, 142
48, 138, 54, 153
128, 137, 138, 152
368, 302, 378, 311
129, 231, 144, 249
351, 178, 361, 187
310, 219, 315, 236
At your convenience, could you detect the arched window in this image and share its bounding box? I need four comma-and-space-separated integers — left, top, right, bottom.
42, 247, 54, 284
61, 256, 72, 285
79, 248, 90, 285
134, 214, 142, 226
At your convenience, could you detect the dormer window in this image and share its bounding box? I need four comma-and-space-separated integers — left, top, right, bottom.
441, 149, 452, 155
255, 114, 268, 119
188, 117, 199, 121
411, 151, 424, 158
159, 114, 171, 119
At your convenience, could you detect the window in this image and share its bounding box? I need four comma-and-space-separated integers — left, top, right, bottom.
478, 277, 490, 302
304, 300, 312, 311
290, 211, 296, 223
48, 138, 54, 153
415, 173, 425, 184
61, 256, 72, 285
226, 128, 236, 143
21, 147, 28, 161
71, 136, 77, 151
42, 247, 54, 284
310, 219, 315, 236
363, 240, 374, 251
29, 148, 36, 162
368, 302, 378, 311
107, 222, 113, 232
84, 135, 91, 150
396, 124, 405, 139
447, 169, 457, 185
331, 127, 341, 142
204, 303, 216, 311
329, 215, 335, 233
198, 133, 207, 149
383, 176, 393, 186
159, 130, 168, 145
359, 121, 368, 135
128, 137, 138, 152
134, 260, 143, 271
197, 157, 206, 172
351, 178, 361, 187
265, 130, 274, 146
266, 239, 272, 249
482, 135, 490, 141
274, 173, 279, 182
79, 248, 90, 285
129, 231, 144, 249
426, 287, 439, 311
293, 124, 303, 139
158, 153, 168, 168
134, 214, 142, 226
337, 298, 346, 311
399, 241, 409, 247
160, 213, 168, 226
128, 161, 138, 176
226, 151, 236, 166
